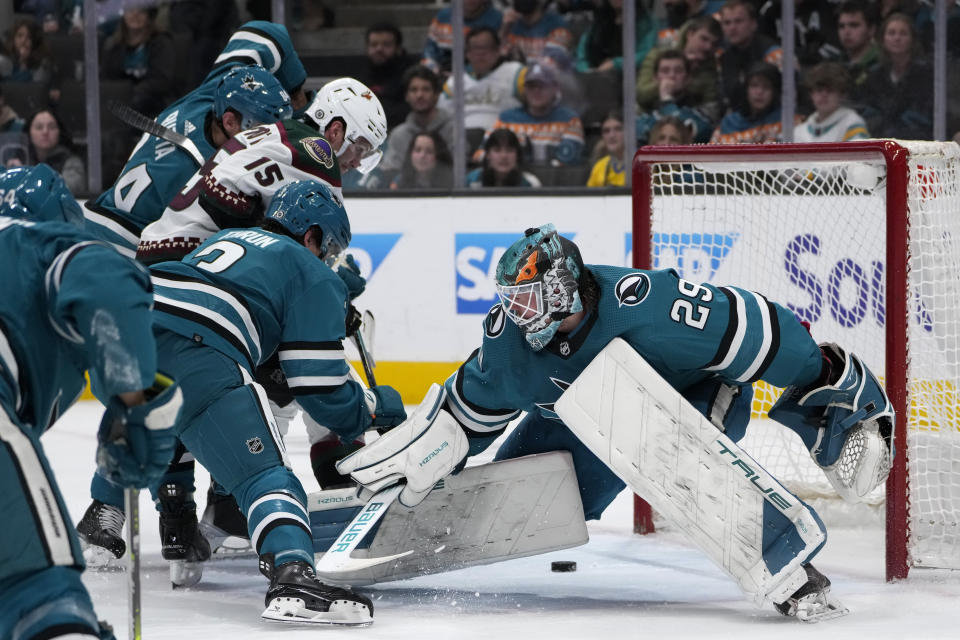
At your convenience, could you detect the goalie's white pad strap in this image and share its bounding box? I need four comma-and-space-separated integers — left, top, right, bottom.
554, 338, 824, 606
310, 451, 588, 586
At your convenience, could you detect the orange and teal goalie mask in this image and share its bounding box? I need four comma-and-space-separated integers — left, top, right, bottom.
495, 224, 584, 351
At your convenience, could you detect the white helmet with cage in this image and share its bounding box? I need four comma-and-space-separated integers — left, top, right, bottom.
307, 77, 388, 174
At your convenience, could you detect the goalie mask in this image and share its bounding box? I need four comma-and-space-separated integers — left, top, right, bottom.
495, 224, 584, 351
214, 64, 292, 130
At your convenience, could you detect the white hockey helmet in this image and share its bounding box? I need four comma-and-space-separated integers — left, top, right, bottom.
307, 77, 388, 174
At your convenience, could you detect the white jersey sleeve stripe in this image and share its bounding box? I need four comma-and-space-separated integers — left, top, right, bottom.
278, 349, 344, 361
286, 374, 352, 388
214, 47, 264, 69
232, 31, 282, 71
704, 286, 747, 373
153, 293, 256, 363
0, 324, 21, 412
735, 291, 774, 383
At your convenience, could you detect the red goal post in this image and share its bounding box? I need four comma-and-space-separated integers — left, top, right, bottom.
631, 140, 960, 582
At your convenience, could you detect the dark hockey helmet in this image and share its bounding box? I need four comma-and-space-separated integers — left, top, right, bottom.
265, 180, 350, 261
214, 64, 292, 130
495, 223, 584, 350
0, 163, 84, 227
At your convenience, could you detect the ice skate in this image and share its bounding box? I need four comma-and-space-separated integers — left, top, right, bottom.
199, 485, 254, 558
76, 499, 126, 569
158, 482, 211, 588
774, 563, 849, 623
260, 554, 373, 626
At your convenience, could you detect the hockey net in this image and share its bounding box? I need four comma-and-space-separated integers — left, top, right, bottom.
632, 141, 960, 581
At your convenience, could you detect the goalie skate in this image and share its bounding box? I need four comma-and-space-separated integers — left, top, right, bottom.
260, 555, 373, 627
76, 499, 126, 569
199, 486, 254, 558
774, 564, 850, 623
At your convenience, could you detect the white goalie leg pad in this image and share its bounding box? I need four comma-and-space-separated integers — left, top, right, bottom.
311, 451, 588, 586
554, 338, 824, 607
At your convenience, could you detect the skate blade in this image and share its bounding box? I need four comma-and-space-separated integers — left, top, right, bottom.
261, 597, 372, 627
199, 523, 254, 559
170, 560, 204, 588
794, 592, 850, 623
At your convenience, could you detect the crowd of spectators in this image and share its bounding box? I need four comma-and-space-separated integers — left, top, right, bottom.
0, 0, 955, 194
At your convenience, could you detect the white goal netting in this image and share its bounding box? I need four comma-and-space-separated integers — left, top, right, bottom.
635, 141, 960, 574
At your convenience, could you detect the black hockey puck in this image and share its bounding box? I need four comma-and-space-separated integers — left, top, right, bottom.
551, 560, 577, 572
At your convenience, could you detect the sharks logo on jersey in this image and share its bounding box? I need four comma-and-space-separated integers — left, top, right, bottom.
615, 272, 651, 307
485, 304, 506, 338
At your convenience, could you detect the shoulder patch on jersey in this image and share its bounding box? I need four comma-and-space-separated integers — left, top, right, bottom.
485, 303, 506, 338
615, 272, 651, 307
300, 137, 335, 169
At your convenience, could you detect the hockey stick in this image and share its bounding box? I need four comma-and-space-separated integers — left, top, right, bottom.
124, 488, 142, 640
313, 483, 407, 574
106, 100, 206, 166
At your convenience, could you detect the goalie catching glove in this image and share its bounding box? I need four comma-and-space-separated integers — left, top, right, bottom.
769, 343, 894, 502
96, 373, 183, 488
338, 383, 468, 507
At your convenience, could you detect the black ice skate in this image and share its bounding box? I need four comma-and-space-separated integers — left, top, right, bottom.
260, 554, 373, 626
158, 482, 211, 588
774, 563, 849, 623
199, 484, 253, 557
76, 499, 126, 569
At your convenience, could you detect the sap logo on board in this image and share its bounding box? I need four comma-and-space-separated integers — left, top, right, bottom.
625, 232, 740, 280
344, 233, 402, 280
455, 233, 518, 314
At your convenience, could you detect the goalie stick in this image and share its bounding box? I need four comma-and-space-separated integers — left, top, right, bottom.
106, 100, 206, 166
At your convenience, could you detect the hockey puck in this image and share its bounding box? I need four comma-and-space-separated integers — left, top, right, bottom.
551, 561, 577, 572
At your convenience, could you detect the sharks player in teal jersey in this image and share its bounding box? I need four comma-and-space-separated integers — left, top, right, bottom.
337, 224, 894, 622
82, 21, 304, 257
141, 180, 403, 625
0, 165, 182, 640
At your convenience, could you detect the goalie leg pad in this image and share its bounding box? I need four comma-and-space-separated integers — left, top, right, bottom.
554, 338, 826, 606
493, 413, 624, 520
769, 343, 894, 502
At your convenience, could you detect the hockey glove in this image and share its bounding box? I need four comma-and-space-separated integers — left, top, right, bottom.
367, 384, 406, 428
339, 384, 468, 506
336, 254, 366, 300
345, 303, 363, 337
96, 373, 183, 489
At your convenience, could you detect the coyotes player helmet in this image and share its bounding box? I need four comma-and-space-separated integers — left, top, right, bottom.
264, 180, 350, 261
495, 224, 585, 351
306, 77, 388, 174
214, 64, 292, 130
0, 164, 84, 227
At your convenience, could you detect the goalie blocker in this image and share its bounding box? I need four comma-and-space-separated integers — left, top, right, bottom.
554, 338, 851, 622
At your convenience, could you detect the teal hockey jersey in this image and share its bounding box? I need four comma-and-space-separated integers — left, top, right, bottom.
0, 218, 156, 431
149, 228, 371, 441
444, 265, 824, 448
83, 21, 307, 256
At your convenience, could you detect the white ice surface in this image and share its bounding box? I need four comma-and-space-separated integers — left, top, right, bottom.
43, 401, 960, 640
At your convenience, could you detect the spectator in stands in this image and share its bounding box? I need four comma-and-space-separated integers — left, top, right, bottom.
794, 62, 869, 143
639, 16, 723, 124
100, 7, 176, 119
636, 49, 714, 144
859, 12, 932, 139
390, 131, 454, 190
480, 62, 584, 168
711, 62, 792, 144
440, 27, 525, 156
649, 114, 694, 145
835, 1, 881, 105
757, 0, 841, 66
656, 0, 721, 49
0, 19, 54, 85
0, 85, 25, 134
380, 65, 455, 177
500, 0, 574, 63
717, 0, 782, 114
24, 107, 84, 193
586, 109, 625, 187
357, 23, 412, 129
574, 0, 658, 74
422, 0, 503, 76
466, 128, 541, 187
